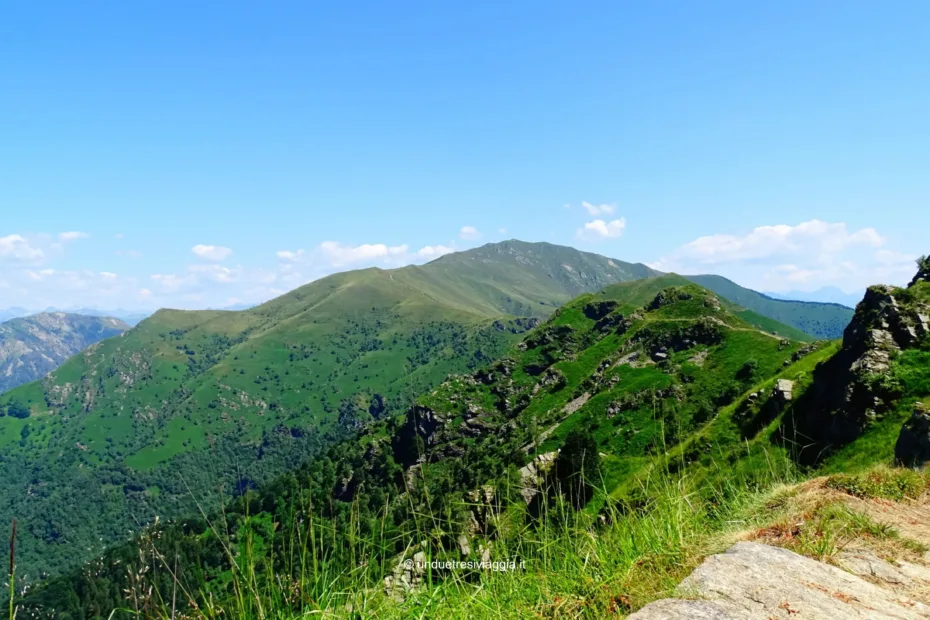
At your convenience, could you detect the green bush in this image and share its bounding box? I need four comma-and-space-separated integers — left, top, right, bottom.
6, 400, 30, 419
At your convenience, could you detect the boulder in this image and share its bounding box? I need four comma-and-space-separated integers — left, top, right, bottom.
773, 379, 794, 402
630, 542, 930, 619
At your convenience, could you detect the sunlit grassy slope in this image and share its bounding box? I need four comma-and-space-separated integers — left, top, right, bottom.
0, 241, 656, 580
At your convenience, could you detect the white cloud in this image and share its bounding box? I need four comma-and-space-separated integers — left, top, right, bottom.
577, 218, 627, 241
58, 231, 89, 241
581, 201, 616, 216
191, 244, 233, 261
416, 245, 455, 259
650, 219, 915, 293
498, 227, 508, 235
188, 264, 238, 283
0, 235, 45, 262
115, 233, 125, 239
276, 249, 305, 262
459, 226, 481, 241
0, 232, 466, 312
318, 241, 409, 266
650, 220, 883, 269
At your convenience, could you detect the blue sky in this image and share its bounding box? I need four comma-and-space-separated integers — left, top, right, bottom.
1, 1, 927, 310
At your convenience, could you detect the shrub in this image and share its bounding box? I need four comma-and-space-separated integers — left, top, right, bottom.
6, 400, 30, 419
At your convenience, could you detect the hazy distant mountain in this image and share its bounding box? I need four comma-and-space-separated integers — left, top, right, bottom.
0, 307, 30, 323
0, 307, 152, 326
764, 287, 863, 309
685, 275, 855, 339
0, 313, 130, 394
44, 307, 153, 326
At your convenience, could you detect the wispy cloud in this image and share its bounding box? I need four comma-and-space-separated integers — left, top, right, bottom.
649, 219, 913, 292
58, 231, 89, 241
459, 226, 481, 241
191, 244, 233, 261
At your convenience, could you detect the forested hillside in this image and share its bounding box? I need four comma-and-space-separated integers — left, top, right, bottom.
685, 274, 855, 339
19, 273, 849, 618
0, 242, 656, 581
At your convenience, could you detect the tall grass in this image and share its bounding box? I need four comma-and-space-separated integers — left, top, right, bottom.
105, 440, 798, 620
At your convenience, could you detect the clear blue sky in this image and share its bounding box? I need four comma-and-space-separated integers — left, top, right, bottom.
1, 1, 927, 310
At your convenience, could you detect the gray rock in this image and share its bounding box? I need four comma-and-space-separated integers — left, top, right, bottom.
835, 548, 911, 585
517, 450, 559, 504
918, 314, 930, 336
457, 533, 471, 557
774, 379, 794, 402
629, 598, 754, 619
896, 404, 930, 469
629, 542, 930, 619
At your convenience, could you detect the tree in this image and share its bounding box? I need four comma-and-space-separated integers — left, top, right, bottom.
554, 428, 601, 508
6, 400, 30, 419
737, 358, 759, 381
911, 255, 929, 287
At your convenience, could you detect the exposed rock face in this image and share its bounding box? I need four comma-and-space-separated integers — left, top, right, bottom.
627, 318, 724, 363
787, 282, 930, 458
896, 403, 930, 469
393, 405, 449, 465
0, 313, 129, 394
582, 299, 618, 320
647, 287, 694, 311
773, 379, 794, 403
518, 450, 559, 504
630, 542, 930, 619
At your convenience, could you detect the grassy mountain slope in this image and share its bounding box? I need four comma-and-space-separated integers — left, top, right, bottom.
19, 275, 829, 617
0, 243, 657, 581
0, 312, 129, 394
22, 261, 930, 619
685, 273, 855, 339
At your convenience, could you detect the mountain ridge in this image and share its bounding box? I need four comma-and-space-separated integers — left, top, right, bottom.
0, 312, 130, 394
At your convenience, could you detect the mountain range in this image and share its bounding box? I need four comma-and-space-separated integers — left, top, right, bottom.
0, 241, 861, 584
20, 255, 930, 618
764, 286, 864, 309
0, 313, 129, 394
0, 307, 151, 326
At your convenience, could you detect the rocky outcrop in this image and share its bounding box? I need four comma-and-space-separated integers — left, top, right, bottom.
647, 287, 694, 311
393, 405, 450, 465
787, 280, 930, 458
627, 318, 724, 359
518, 450, 559, 504
630, 542, 930, 619
582, 299, 618, 320
773, 379, 794, 404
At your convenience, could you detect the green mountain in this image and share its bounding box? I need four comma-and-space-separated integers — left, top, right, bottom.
685, 274, 855, 339
0, 312, 129, 394
20, 258, 930, 619
20, 274, 831, 617
0, 241, 657, 580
